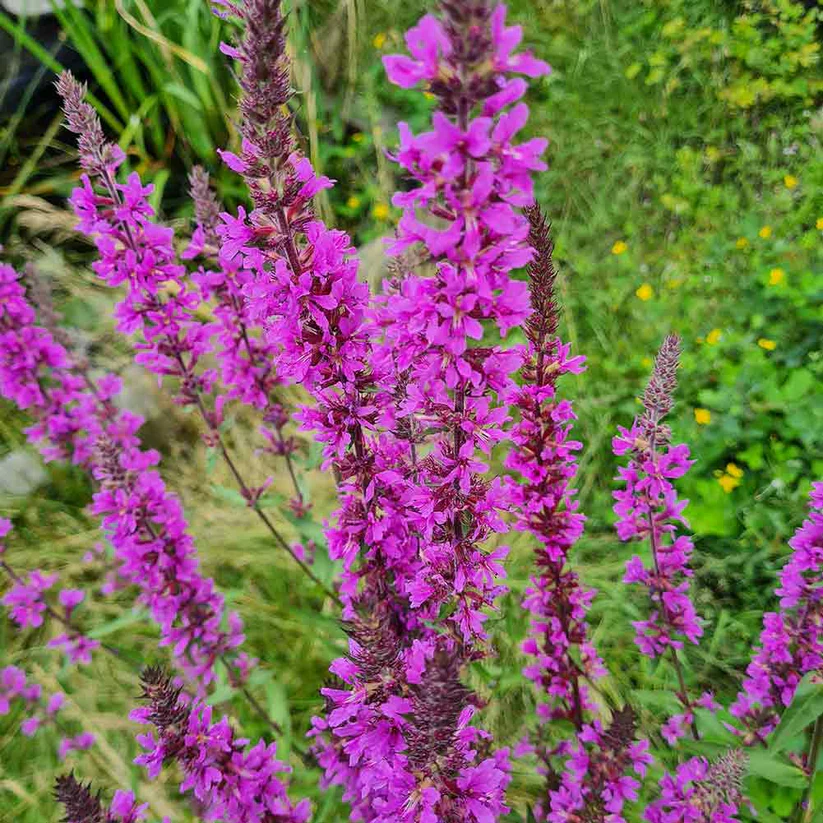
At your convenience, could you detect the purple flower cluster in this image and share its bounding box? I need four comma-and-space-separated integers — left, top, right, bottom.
2, 566, 56, 629
90, 436, 247, 685
0, 263, 138, 466
4, 0, 822, 819
645, 750, 746, 823
730, 482, 823, 741
55, 774, 152, 823
549, 708, 652, 822
506, 207, 604, 749
0, 264, 246, 688
612, 335, 703, 661
302, 3, 560, 819
58, 75, 215, 412
187, 167, 306, 515
0, 660, 92, 757
132, 667, 309, 823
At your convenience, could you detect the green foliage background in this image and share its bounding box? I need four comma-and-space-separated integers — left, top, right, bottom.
0, 0, 820, 819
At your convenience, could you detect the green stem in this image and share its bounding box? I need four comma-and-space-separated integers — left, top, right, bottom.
796, 715, 823, 823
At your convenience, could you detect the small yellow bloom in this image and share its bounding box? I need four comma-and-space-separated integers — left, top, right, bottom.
372, 203, 390, 221
784, 175, 798, 189
346, 195, 361, 209
735, 237, 749, 250
726, 463, 744, 479
758, 338, 777, 351
759, 225, 772, 239
352, 132, 364, 143
694, 408, 712, 425
817, 217, 823, 231
718, 473, 741, 493
641, 357, 653, 368
706, 328, 722, 345
611, 240, 628, 255
768, 267, 785, 286
372, 32, 387, 49
635, 283, 653, 301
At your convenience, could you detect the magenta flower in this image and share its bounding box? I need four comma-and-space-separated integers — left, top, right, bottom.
307, 1, 556, 818
55, 775, 150, 823
548, 708, 652, 822
2, 568, 57, 628
645, 750, 746, 822
730, 481, 823, 742
0, 663, 90, 760
132, 667, 310, 823
612, 336, 703, 742
0, 262, 245, 688
505, 206, 606, 816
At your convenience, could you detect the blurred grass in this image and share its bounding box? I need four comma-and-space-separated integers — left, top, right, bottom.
0, 0, 821, 819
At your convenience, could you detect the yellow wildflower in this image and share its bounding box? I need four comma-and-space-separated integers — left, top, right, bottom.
718, 473, 741, 493
372, 203, 390, 221
641, 357, 653, 369
373, 32, 387, 49
611, 240, 628, 255
735, 237, 749, 249
726, 463, 744, 479
768, 268, 785, 286
784, 175, 798, 189
346, 195, 361, 209
817, 217, 823, 230
694, 408, 711, 425
635, 283, 653, 301
758, 338, 776, 351
706, 328, 722, 345
759, 225, 772, 239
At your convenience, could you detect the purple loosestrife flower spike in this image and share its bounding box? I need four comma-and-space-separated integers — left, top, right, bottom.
131, 667, 310, 822
645, 750, 747, 823
506, 207, 606, 814
57, 71, 329, 596
55, 775, 150, 823
0, 649, 91, 761
54, 73, 125, 180
549, 706, 653, 822
308, 2, 553, 819
0, 264, 247, 688
184, 168, 307, 519
730, 481, 823, 743
188, 165, 222, 249
613, 335, 703, 742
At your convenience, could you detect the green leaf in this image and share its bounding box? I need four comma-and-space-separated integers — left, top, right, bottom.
163, 82, 205, 112
211, 484, 248, 507
769, 673, 823, 752
694, 708, 738, 745
782, 368, 814, 403
748, 749, 807, 789
206, 681, 237, 706
87, 608, 146, 639
283, 510, 328, 550
267, 682, 292, 756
